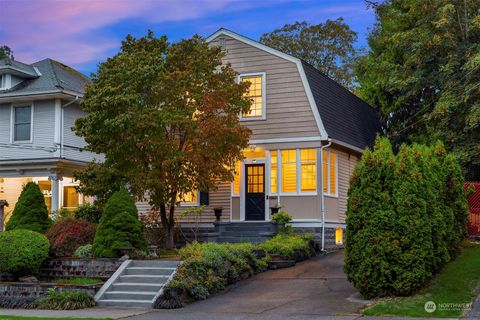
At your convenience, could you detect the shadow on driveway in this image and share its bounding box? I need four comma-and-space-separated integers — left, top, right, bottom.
130, 250, 371, 320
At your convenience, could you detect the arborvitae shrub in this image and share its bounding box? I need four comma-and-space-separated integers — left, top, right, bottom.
5, 182, 52, 233
45, 218, 96, 257
92, 189, 147, 258
344, 138, 468, 299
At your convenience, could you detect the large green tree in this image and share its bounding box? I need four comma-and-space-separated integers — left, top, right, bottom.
260, 19, 359, 90
0, 45, 14, 60
357, 0, 480, 180
74, 31, 251, 248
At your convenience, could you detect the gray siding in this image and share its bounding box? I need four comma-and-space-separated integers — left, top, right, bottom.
210, 35, 320, 140
62, 103, 98, 163
0, 100, 56, 160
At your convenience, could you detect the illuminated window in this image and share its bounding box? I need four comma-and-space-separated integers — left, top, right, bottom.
270, 151, 277, 194
240, 74, 264, 119
281, 150, 297, 193
233, 161, 241, 196
38, 181, 52, 213
322, 150, 337, 196
179, 191, 198, 206
335, 227, 343, 245
301, 149, 316, 192
63, 186, 79, 209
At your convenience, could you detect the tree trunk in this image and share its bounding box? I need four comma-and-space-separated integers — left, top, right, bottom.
164, 226, 175, 249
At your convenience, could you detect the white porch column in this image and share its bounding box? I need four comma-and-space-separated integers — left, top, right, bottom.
49, 174, 63, 216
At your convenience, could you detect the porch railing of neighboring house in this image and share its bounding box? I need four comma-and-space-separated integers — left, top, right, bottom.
466, 182, 480, 238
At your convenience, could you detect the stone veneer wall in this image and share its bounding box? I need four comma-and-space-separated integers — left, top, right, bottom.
39, 258, 121, 281
292, 226, 345, 251
0, 283, 102, 298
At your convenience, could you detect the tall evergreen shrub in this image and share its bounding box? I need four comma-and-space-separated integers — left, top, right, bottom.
344, 138, 468, 298
92, 189, 147, 257
5, 182, 51, 233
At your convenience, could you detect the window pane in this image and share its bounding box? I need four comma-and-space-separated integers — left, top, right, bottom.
322, 152, 328, 193
271, 163, 277, 194
233, 161, 241, 195
301, 149, 315, 162
301, 164, 316, 192
15, 123, 31, 141
329, 153, 337, 195
271, 150, 277, 164
242, 75, 263, 118
15, 106, 31, 123
180, 191, 197, 204
282, 163, 296, 192
63, 186, 79, 208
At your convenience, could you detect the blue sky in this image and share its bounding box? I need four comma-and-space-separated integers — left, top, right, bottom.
0, 0, 376, 75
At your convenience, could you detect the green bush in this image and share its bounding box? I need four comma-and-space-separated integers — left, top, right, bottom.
74, 244, 93, 258
260, 234, 312, 260
344, 138, 468, 299
5, 182, 52, 233
92, 189, 147, 258
32, 289, 95, 310
271, 211, 292, 234
0, 229, 49, 276
75, 204, 103, 224
161, 242, 268, 303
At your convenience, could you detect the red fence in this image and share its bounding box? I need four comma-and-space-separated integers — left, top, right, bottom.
466, 182, 480, 237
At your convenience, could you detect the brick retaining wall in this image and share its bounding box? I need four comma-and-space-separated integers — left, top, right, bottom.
0, 282, 102, 298
39, 258, 121, 281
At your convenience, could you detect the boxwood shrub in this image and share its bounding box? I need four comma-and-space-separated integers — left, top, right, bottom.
344, 138, 468, 299
260, 234, 313, 260
0, 229, 50, 276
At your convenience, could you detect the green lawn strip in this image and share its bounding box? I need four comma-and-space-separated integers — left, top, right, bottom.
54, 278, 102, 285
364, 242, 480, 318
0, 317, 110, 320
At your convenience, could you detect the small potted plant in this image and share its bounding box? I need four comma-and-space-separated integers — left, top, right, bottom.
270, 203, 282, 215
214, 207, 223, 221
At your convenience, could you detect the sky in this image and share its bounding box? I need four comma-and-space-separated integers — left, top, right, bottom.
0, 0, 376, 75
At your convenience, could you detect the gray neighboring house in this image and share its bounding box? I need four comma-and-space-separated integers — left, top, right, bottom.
0, 57, 95, 220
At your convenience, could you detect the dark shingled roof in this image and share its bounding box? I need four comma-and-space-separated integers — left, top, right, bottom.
301, 60, 381, 150
0, 58, 89, 97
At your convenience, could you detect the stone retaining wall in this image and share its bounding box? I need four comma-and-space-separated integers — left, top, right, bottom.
39, 258, 121, 281
0, 282, 101, 298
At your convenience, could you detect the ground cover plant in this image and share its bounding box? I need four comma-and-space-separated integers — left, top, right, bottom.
364, 242, 480, 318
344, 138, 468, 299
55, 278, 102, 285
31, 290, 96, 310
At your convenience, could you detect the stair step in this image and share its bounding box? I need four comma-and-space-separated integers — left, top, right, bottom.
104, 291, 157, 300
130, 260, 181, 268
119, 275, 169, 284
125, 267, 176, 276
97, 299, 153, 308
112, 283, 164, 292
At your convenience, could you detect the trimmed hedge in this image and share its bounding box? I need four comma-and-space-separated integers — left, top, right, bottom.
92, 189, 147, 258
5, 182, 52, 233
45, 218, 96, 257
344, 138, 468, 298
260, 234, 313, 260
0, 229, 50, 276
75, 204, 103, 224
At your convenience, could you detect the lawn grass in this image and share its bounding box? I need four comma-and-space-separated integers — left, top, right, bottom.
54, 278, 102, 285
363, 241, 480, 318
0, 317, 110, 320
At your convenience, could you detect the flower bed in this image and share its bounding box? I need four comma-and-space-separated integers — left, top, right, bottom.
154, 234, 315, 308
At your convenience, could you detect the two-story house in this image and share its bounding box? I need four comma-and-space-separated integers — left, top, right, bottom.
0, 57, 96, 220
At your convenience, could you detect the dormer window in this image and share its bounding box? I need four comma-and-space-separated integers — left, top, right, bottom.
0, 74, 11, 90
239, 72, 266, 120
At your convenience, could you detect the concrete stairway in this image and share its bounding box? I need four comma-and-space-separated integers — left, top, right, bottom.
215, 221, 278, 243
95, 260, 180, 308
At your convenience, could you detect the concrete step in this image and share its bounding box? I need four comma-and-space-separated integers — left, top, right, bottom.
111, 282, 164, 292
118, 275, 169, 284
103, 291, 157, 300
97, 299, 153, 308
129, 260, 180, 268
125, 266, 176, 276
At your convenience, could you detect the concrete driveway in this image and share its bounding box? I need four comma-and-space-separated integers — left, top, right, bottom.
130, 251, 371, 320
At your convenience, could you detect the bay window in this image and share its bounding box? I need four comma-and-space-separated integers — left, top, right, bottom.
281, 150, 297, 193
301, 149, 316, 192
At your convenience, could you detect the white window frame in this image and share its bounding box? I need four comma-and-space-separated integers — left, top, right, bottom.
238, 72, 266, 121
323, 150, 338, 198
269, 149, 318, 196
231, 162, 241, 197
179, 191, 200, 207
0, 74, 11, 90
10, 102, 34, 143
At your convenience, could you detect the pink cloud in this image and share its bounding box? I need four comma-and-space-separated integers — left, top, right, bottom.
0, 0, 282, 68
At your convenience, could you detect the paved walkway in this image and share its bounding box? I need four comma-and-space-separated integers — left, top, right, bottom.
0, 307, 149, 319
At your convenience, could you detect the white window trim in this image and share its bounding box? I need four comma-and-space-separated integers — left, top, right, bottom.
238, 72, 266, 121
270, 149, 318, 196
10, 102, 34, 143
323, 150, 338, 198
179, 191, 200, 207
0, 74, 11, 90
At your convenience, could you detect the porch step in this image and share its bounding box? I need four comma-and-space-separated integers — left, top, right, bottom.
94, 260, 180, 308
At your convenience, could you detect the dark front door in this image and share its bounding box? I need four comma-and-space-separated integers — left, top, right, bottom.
245, 164, 265, 221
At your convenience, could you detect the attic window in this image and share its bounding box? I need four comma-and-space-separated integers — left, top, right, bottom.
219, 37, 226, 50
